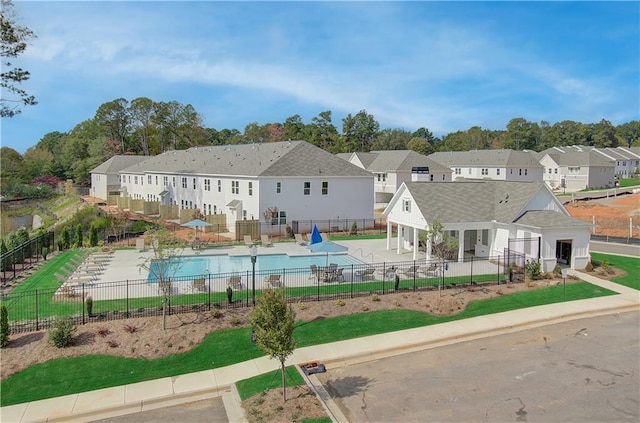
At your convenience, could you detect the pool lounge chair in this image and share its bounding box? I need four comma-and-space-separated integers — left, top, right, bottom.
294, 233, 307, 246
227, 276, 242, 289
191, 277, 207, 292
261, 234, 273, 247
397, 265, 420, 277
421, 263, 438, 277
244, 235, 255, 247
355, 268, 376, 281
264, 274, 282, 288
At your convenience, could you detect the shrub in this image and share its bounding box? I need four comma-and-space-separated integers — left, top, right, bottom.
49, 317, 75, 348
585, 261, 594, 272
553, 265, 562, 275
124, 324, 138, 333
210, 309, 223, 318
85, 296, 93, 316
335, 299, 345, 307
370, 294, 380, 302
296, 302, 306, 310
0, 303, 10, 348
42, 247, 49, 261
230, 316, 242, 326
106, 339, 119, 348
350, 221, 358, 236
524, 259, 541, 280
97, 327, 111, 337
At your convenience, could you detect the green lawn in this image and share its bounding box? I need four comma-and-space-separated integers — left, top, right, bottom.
236, 366, 305, 400
618, 177, 640, 188
0, 281, 615, 406
590, 252, 640, 290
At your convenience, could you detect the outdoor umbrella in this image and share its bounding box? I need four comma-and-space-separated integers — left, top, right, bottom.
181, 219, 212, 240
310, 224, 322, 245
307, 240, 349, 265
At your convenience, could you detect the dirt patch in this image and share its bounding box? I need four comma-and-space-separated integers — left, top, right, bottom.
243, 384, 326, 423
565, 193, 640, 237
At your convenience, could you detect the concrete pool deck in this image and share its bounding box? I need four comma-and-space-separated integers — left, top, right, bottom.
62, 238, 502, 301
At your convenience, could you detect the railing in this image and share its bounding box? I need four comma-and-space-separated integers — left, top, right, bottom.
3, 255, 511, 334
0, 232, 55, 285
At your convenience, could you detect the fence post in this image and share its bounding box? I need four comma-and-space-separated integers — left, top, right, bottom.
208, 273, 211, 310
497, 255, 501, 284
35, 289, 39, 331
82, 284, 86, 324
126, 280, 129, 316
470, 256, 473, 285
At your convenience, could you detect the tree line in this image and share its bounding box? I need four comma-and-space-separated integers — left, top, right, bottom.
1, 96, 639, 198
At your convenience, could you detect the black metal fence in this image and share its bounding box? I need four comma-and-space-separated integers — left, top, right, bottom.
0, 232, 55, 285
3, 255, 513, 333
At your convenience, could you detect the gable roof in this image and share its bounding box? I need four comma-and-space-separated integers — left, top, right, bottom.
514, 210, 590, 228
119, 141, 372, 178
428, 149, 542, 168
540, 148, 614, 167
90, 155, 149, 174
366, 150, 451, 173
398, 180, 552, 224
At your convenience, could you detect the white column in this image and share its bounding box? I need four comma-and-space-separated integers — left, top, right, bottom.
426, 238, 432, 261
386, 221, 392, 250
413, 228, 418, 260
397, 224, 402, 254
458, 229, 465, 262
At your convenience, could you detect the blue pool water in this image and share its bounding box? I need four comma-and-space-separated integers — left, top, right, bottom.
148, 253, 364, 280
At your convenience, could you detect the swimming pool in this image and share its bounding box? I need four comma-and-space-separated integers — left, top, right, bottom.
148, 253, 364, 280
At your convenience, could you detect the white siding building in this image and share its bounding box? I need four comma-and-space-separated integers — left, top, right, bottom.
337, 150, 452, 206
428, 149, 543, 182
116, 141, 374, 233
538, 147, 616, 192
89, 155, 149, 201
383, 180, 590, 271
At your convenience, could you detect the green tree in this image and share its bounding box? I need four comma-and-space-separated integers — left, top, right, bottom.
248, 288, 296, 402
0, 239, 8, 272
89, 224, 98, 247
282, 114, 308, 141
22, 147, 54, 180
589, 119, 618, 148
75, 224, 83, 247
0, 146, 26, 187
420, 219, 458, 262
61, 227, 71, 250
0, 302, 9, 348
1, 0, 37, 117
138, 228, 184, 330
129, 97, 155, 155
407, 137, 434, 156
342, 109, 380, 152
616, 121, 640, 147
372, 128, 412, 151
94, 98, 130, 154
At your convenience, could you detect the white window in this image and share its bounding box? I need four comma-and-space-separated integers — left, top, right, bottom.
155, 176, 158, 185
192, 178, 196, 189
163, 176, 168, 186
554, 168, 558, 174
525, 169, 528, 176
181, 177, 187, 188
231, 180, 239, 194
468, 168, 471, 174
519, 169, 522, 176
218, 180, 221, 192
276, 182, 281, 194
454, 168, 461, 175
568, 167, 580, 174
403, 199, 411, 212
242, 210, 247, 220
172, 177, 175, 187
430, 174, 434, 181
322, 181, 328, 195
496, 168, 500, 175
147, 175, 152, 184
134, 176, 138, 185
204, 179, 210, 191
271, 210, 286, 225
481, 168, 488, 175
249, 182, 253, 196
304, 182, 310, 195
208, 204, 212, 214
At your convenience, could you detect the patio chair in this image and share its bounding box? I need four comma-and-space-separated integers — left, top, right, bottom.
261, 234, 273, 247
227, 275, 242, 289
326, 268, 344, 283
309, 264, 321, 282
355, 268, 376, 281
420, 263, 438, 277
294, 233, 307, 246
264, 274, 282, 288
244, 235, 255, 247
191, 276, 207, 292
397, 265, 420, 277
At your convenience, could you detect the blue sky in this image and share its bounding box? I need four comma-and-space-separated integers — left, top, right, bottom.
2, 1, 639, 153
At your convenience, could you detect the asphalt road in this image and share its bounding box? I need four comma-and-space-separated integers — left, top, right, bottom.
316, 311, 640, 423
90, 397, 227, 423
590, 240, 640, 257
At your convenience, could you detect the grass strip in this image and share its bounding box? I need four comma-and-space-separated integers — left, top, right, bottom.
236, 365, 304, 400
0, 281, 614, 406
590, 252, 640, 290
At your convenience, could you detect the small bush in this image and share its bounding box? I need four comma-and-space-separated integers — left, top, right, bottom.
0, 303, 10, 348
335, 299, 345, 307
210, 309, 223, 318
230, 316, 242, 326
360, 305, 369, 312
97, 327, 111, 337
296, 302, 306, 310
370, 294, 380, 302
49, 317, 75, 348
85, 296, 93, 316
525, 259, 541, 280
349, 221, 358, 236
553, 265, 562, 275
106, 339, 119, 348
123, 324, 138, 333
585, 261, 594, 272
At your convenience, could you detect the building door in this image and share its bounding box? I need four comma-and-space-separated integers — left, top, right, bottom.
555, 240, 572, 265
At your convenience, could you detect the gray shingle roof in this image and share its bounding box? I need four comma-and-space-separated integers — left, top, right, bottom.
541, 149, 614, 167
428, 150, 542, 168
119, 141, 372, 178
365, 150, 450, 173
514, 210, 590, 228
403, 180, 550, 224
90, 155, 149, 174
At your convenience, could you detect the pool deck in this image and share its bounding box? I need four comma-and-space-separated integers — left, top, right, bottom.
63, 239, 500, 301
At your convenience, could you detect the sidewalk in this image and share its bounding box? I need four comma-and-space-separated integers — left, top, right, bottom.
1, 273, 638, 423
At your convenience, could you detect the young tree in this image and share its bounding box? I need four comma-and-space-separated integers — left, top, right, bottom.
420, 219, 458, 262
248, 288, 296, 402
138, 228, 183, 330
0, 302, 9, 348
1, 0, 37, 117
75, 224, 83, 248
89, 224, 98, 247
